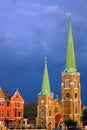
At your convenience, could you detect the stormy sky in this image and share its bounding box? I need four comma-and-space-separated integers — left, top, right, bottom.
0, 0, 87, 105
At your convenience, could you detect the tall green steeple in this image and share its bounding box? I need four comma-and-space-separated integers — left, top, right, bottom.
39, 57, 53, 95
64, 14, 77, 72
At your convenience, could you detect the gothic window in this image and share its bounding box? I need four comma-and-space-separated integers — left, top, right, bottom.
75, 93, 77, 98
74, 80, 77, 87
55, 107, 58, 113
75, 107, 78, 114
66, 93, 70, 97
41, 109, 44, 117
65, 79, 70, 88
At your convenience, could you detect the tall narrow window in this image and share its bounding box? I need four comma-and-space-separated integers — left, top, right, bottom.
18, 112, 22, 117
49, 110, 51, 116
14, 111, 16, 117
41, 109, 44, 117
65, 79, 70, 88
2, 111, 4, 117
18, 102, 20, 107
0, 111, 1, 117
74, 80, 77, 87
75, 107, 78, 114
6, 111, 10, 117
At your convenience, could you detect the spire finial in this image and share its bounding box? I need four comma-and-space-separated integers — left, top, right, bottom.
45, 57, 47, 64
68, 12, 71, 19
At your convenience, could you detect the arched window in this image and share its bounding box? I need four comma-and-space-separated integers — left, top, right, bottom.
75, 93, 77, 98
74, 80, 77, 87
49, 110, 51, 116
41, 109, 44, 117
75, 107, 78, 114
65, 79, 70, 88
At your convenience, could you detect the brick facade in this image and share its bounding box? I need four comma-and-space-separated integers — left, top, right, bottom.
37, 95, 62, 128
0, 88, 24, 126
61, 72, 82, 126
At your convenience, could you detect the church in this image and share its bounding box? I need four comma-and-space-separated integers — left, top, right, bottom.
36, 15, 82, 129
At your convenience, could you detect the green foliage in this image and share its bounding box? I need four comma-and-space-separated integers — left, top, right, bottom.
81, 108, 87, 126
64, 119, 77, 128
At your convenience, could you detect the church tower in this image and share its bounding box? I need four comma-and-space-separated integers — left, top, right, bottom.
37, 57, 54, 128
61, 14, 82, 125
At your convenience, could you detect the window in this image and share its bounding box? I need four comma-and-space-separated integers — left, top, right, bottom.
74, 80, 77, 87
7, 102, 10, 107
55, 107, 58, 113
2, 111, 4, 117
0, 111, 1, 117
18, 112, 22, 117
2, 102, 4, 106
18, 102, 20, 107
75, 93, 77, 98
49, 110, 51, 116
75, 107, 78, 114
14, 111, 16, 117
6, 111, 10, 117
41, 109, 44, 117
65, 79, 70, 88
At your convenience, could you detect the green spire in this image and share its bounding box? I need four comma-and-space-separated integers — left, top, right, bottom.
39, 57, 53, 95
64, 13, 77, 72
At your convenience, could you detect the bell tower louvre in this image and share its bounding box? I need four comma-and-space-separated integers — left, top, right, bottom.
61, 14, 82, 126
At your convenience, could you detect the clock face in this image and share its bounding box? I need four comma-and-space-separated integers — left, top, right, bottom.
66, 93, 70, 97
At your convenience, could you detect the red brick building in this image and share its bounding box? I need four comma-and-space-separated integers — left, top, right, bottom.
0, 87, 24, 126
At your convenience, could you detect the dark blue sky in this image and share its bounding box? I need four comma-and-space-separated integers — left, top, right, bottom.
0, 0, 87, 105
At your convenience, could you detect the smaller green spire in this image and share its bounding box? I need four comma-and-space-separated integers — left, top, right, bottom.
39, 57, 53, 95
64, 13, 77, 72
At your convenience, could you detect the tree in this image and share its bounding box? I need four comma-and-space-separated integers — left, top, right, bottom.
81, 108, 87, 126
64, 119, 77, 129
